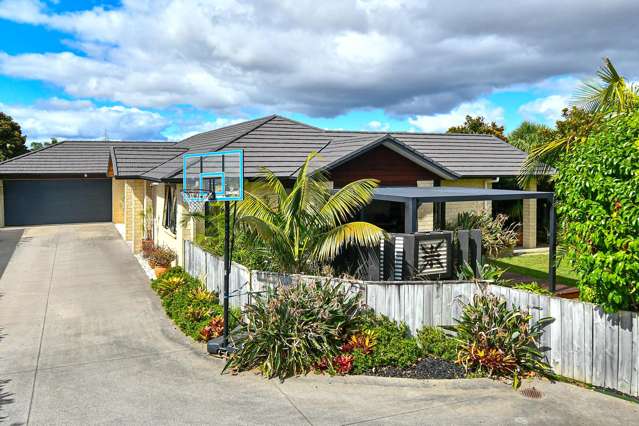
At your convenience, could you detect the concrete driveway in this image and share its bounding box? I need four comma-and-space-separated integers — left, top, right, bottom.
1, 223, 637, 425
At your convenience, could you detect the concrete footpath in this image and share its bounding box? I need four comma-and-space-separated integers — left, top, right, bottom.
0, 223, 637, 425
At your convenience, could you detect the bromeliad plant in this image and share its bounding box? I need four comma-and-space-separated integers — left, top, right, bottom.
225, 280, 363, 380
448, 211, 519, 258
236, 152, 386, 274
455, 288, 553, 388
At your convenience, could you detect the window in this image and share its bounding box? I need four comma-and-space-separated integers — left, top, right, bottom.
163, 184, 177, 234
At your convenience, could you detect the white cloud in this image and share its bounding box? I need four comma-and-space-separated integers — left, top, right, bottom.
1, 98, 169, 141
518, 95, 569, 124
0, 0, 637, 117
407, 99, 504, 133
366, 120, 389, 131
0, 0, 47, 24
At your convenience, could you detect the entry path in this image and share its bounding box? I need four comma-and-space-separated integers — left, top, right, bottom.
0, 224, 637, 425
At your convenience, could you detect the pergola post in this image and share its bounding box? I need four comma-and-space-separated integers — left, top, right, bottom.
404, 199, 417, 233
548, 197, 557, 292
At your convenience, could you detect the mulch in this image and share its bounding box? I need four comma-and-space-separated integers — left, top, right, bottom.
365, 357, 466, 380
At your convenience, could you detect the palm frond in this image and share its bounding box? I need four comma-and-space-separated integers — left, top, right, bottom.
236, 190, 279, 224
282, 152, 323, 220
258, 167, 288, 206
236, 215, 296, 270
318, 179, 379, 227
573, 58, 638, 113
315, 222, 386, 261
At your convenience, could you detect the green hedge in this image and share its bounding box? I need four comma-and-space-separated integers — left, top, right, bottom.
555, 111, 639, 312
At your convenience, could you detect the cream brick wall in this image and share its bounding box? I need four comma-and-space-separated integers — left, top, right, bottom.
523, 179, 537, 249
175, 184, 189, 266
112, 178, 125, 224
124, 179, 145, 252
154, 183, 177, 250
416, 180, 434, 232
442, 178, 493, 225
153, 183, 188, 267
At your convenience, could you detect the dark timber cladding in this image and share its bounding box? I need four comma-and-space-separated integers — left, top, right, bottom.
329, 145, 441, 187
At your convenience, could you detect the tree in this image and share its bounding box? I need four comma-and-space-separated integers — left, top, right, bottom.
518, 58, 637, 186
555, 111, 639, 312
235, 152, 386, 274
30, 137, 59, 151
508, 121, 555, 154
0, 112, 28, 161
447, 115, 507, 141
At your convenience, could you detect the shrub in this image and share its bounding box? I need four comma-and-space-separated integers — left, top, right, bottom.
415, 327, 458, 362
149, 246, 177, 267
455, 288, 553, 388
555, 111, 639, 312
456, 263, 552, 296
448, 211, 519, 258
350, 315, 421, 374
456, 262, 507, 283
150, 267, 232, 341
225, 280, 363, 380
511, 281, 552, 296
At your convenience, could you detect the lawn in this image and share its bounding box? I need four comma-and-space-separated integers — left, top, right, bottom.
491, 253, 579, 287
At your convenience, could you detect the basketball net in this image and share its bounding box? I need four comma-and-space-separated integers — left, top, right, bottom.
183, 190, 213, 213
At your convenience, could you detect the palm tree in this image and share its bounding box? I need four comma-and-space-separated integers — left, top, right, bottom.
574, 58, 638, 114
236, 152, 386, 274
518, 58, 637, 186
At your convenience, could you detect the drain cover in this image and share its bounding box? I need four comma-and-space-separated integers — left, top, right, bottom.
520, 387, 543, 399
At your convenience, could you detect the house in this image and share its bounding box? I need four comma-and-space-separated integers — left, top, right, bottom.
0, 115, 545, 265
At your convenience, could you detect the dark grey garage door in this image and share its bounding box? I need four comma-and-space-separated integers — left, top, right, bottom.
4, 179, 112, 226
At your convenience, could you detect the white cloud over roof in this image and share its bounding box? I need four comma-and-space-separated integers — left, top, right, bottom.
0, 0, 637, 117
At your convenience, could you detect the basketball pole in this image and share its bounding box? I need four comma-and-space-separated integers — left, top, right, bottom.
223, 200, 230, 348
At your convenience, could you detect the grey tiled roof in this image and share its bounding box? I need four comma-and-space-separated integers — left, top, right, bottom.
325, 131, 529, 177
145, 115, 333, 180
0, 115, 539, 181
110, 146, 186, 177
0, 141, 175, 176
175, 115, 275, 150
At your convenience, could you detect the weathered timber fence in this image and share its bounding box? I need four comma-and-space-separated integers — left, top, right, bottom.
184, 241, 639, 397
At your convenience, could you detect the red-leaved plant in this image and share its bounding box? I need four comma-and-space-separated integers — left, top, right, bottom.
333, 354, 354, 374
199, 315, 224, 341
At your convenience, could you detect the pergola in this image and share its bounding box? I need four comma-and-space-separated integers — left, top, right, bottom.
370, 186, 557, 291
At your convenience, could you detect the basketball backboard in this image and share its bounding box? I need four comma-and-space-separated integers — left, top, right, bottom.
182, 150, 244, 205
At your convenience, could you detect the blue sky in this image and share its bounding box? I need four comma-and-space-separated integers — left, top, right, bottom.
0, 0, 637, 144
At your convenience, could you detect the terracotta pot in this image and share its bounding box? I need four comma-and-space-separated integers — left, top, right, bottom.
154, 265, 169, 277
142, 239, 154, 258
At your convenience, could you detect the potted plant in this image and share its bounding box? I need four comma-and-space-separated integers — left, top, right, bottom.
141, 206, 154, 258
149, 246, 177, 277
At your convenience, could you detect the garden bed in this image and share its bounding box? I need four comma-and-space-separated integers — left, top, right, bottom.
365, 357, 466, 380
150, 266, 238, 341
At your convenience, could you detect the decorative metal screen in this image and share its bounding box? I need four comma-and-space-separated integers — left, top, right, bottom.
366, 231, 456, 281
414, 233, 451, 278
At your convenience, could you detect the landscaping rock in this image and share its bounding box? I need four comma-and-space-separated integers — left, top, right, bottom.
365, 357, 466, 380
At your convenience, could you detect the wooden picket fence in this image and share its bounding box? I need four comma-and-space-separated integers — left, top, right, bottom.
183, 241, 639, 397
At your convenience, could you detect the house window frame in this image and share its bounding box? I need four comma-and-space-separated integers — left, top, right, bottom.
163, 184, 178, 234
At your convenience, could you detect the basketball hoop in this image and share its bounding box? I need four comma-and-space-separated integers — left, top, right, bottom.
181, 149, 244, 354
183, 190, 213, 213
